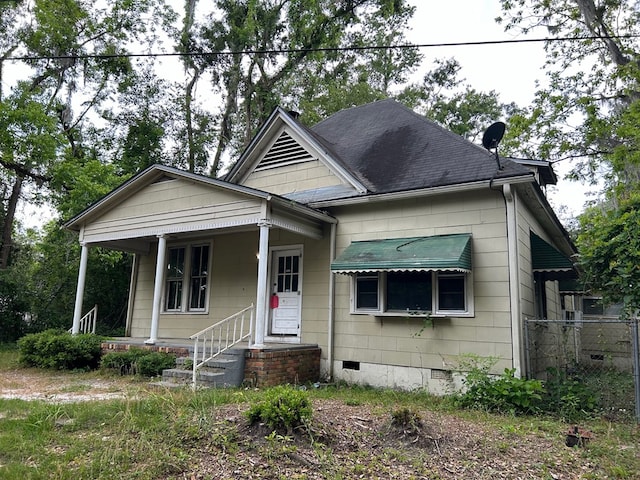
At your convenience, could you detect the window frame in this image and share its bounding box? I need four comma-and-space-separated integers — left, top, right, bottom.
350, 270, 474, 317
163, 242, 212, 314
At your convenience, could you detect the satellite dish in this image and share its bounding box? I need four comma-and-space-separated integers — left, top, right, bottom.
482, 121, 506, 150
482, 121, 506, 170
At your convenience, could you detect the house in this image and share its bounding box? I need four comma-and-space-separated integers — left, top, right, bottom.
64, 99, 577, 391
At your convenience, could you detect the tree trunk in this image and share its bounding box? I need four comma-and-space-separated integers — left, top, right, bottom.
0, 175, 23, 270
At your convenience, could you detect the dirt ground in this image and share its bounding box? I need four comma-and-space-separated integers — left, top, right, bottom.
1, 369, 637, 479
0, 368, 132, 403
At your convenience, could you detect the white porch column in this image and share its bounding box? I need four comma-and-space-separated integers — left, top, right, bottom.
253, 221, 271, 348
146, 234, 166, 345
71, 242, 89, 335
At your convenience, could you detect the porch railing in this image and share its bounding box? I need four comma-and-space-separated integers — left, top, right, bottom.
189, 304, 254, 388
68, 304, 98, 334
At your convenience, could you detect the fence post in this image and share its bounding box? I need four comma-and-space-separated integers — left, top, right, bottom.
523, 318, 531, 379
632, 318, 640, 424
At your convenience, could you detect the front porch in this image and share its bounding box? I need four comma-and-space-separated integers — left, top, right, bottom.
101, 337, 322, 388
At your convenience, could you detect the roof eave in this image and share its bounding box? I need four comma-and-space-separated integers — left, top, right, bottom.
307, 174, 535, 208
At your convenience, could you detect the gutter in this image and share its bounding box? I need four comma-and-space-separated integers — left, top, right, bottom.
503, 184, 523, 377
308, 175, 534, 208
327, 222, 337, 381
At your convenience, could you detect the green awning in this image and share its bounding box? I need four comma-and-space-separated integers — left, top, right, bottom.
331, 234, 472, 274
530, 232, 575, 275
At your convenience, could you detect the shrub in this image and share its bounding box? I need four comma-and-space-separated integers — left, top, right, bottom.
454, 355, 545, 415
101, 348, 176, 377
246, 385, 313, 433
17, 329, 103, 370
136, 352, 176, 376
544, 367, 598, 421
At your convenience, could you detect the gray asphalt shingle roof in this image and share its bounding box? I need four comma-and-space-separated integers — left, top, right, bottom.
307, 99, 532, 194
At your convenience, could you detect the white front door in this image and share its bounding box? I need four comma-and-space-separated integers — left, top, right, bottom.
269, 248, 302, 335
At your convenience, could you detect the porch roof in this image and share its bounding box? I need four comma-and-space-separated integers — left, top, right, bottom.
331, 234, 472, 274
63, 165, 337, 252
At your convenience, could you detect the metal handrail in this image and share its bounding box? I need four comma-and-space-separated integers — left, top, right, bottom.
189, 304, 254, 388
68, 304, 98, 334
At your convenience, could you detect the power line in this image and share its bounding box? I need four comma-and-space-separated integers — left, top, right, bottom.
4, 34, 639, 62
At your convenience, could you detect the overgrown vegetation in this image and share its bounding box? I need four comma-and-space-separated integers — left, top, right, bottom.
452, 354, 621, 421
246, 384, 313, 434
101, 349, 176, 377
0, 349, 638, 480
17, 330, 104, 371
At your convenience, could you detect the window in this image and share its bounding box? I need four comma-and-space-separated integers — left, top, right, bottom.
164, 243, 211, 313
165, 247, 185, 311
352, 271, 472, 316
356, 275, 379, 309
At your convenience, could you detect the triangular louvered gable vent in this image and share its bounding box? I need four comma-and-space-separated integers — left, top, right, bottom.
255, 131, 314, 171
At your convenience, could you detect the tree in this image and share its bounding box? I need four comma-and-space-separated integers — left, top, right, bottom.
576, 193, 640, 317
497, 1, 640, 311
0, 0, 176, 269
496, 0, 640, 190
400, 58, 521, 143
0, 83, 61, 269
184, 0, 421, 175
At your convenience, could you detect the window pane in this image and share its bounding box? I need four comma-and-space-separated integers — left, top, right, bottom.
166, 280, 182, 310
190, 278, 206, 309
276, 254, 299, 292
438, 275, 465, 310
386, 271, 432, 311
189, 245, 209, 310
167, 247, 185, 277
356, 274, 379, 309
165, 247, 185, 310
191, 245, 209, 276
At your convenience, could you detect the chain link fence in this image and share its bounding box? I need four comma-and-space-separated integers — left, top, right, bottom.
524, 317, 640, 422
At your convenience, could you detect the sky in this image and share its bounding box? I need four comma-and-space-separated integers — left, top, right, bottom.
405, 0, 593, 221
17, 0, 593, 228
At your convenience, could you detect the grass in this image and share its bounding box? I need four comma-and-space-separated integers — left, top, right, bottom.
0, 346, 639, 479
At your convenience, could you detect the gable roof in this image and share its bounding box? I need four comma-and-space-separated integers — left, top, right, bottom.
307, 99, 532, 194
225, 107, 368, 193
64, 164, 336, 232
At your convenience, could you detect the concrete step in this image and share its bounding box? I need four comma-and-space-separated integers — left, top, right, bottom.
162, 349, 246, 388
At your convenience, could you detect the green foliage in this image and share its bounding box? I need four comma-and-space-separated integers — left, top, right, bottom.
0, 271, 27, 342
390, 407, 423, 435
544, 368, 598, 422
17, 329, 103, 370
246, 385, 313, 433
454, 355, 545, 415
7, 223, 132, 335
197, 0, 421, 173
101, 348, 175, 377
497, 0, 640, 194
577, 192, 640, 316
456, 367, 545, 415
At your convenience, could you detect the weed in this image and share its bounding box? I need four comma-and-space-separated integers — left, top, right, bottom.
454, 357, 545, 415
390, 406, 423, 434
246, 385, 312, 434
544, 367, 598, 421
100, 349, 175, 377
